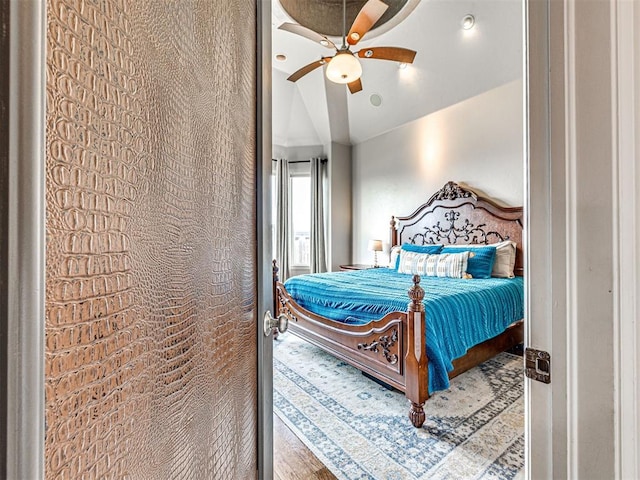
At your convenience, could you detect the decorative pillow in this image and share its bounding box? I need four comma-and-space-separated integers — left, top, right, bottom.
491, 241, 517, 278
394, 243, 443, 269
397, 250, 473, 278
441, 245, 496, 279
448, 241, 517, 278
400, 243, 444, 254
389, 245, 402, 269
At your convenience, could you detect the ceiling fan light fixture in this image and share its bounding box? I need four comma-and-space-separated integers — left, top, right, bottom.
325, 52, 363, 84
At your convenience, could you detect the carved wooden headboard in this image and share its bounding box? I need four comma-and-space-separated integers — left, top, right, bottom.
390, 181, 524, 276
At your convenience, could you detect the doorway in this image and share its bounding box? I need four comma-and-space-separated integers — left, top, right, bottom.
270, 0, 527, 478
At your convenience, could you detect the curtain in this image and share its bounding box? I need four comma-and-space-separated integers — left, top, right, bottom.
275, 158, 290, 280
310, 157, 327, 273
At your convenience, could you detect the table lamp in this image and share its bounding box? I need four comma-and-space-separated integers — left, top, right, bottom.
367, 239, 383, 268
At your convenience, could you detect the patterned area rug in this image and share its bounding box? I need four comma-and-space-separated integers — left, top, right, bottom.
274, 335, 524, 480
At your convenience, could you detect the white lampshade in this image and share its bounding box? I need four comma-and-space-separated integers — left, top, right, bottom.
325, 52, 362, 84
367, 239, 383, 252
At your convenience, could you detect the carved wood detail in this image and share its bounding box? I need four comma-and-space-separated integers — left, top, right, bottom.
409, 402, 426, 428
428, 180, 477, 202
390, 181, 524, 276
404, 275, 428, 423
409, 210, 509, 246
357, 329, 399, 364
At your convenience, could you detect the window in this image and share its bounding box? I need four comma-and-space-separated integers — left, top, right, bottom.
272, 159, 312, 276
290, 175, 310, 267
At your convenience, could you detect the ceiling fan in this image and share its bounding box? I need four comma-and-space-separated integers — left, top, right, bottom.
279, 0, 417, 94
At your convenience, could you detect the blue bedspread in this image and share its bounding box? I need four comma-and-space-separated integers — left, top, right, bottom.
284, 268, 524, 393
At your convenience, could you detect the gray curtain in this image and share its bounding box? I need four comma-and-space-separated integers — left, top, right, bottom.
275, 158, 290, 280
310, 157, 327, 273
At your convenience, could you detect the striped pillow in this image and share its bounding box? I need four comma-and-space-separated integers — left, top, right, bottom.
397, 251, 473, 278
393, 243, 443, 269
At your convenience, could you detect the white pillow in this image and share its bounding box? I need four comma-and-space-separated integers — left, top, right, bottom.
389, 245, 402, 268
458, 240, 517, 278
397, 250, 473, 278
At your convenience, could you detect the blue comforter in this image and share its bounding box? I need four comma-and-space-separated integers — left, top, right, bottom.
284, 268, 524, 393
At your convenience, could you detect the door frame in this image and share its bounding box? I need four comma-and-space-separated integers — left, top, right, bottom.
526, 0, 639, 478
6, 0, 637, 478
524, 0, 567, 477
257, 1, 274, 479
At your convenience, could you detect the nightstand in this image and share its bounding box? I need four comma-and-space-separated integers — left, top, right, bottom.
339, 264, 375, 271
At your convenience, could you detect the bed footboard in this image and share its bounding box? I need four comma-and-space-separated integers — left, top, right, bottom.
272, 262, 430, 428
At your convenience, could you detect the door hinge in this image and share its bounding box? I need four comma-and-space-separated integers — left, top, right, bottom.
524, 347, 551, 384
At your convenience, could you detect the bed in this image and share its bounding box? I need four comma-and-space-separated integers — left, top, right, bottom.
272, 181, 524, 428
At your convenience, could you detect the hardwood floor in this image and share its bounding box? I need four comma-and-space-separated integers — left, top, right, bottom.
273, 414, 337, 480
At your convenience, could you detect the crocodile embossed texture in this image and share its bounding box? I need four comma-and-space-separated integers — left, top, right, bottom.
45, 1, 257, 478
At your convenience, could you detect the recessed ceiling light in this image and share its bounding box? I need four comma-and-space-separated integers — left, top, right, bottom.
369, 93, 382, 107
350, 32, 360, 42
275, 54, 287, 61
398, 62, 408, 69
364, 50, 374, 58
319, 39, 330, 47
461, 14, 475, 30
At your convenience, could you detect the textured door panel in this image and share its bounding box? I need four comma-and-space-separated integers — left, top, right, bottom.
45, 1, 257, 478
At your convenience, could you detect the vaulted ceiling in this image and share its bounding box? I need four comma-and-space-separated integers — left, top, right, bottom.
272, 0, 523, 147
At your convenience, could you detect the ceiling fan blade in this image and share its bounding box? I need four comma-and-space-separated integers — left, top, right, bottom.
357, 47, 417, 64
348, 78, 363, 94
287, 58, 330, 82
278, 22, 337, 50
347, 0, 389, 46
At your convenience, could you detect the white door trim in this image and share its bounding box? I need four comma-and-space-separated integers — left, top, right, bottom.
614, 0, 638, 477
524, 0, 568, 476
563, 1, 617, 477
6, 0, 46, 477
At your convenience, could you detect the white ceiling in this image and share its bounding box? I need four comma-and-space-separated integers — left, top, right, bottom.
272, 0, 523, 147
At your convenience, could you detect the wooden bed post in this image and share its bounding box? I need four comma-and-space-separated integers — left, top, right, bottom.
405, 275, 429, 428
390, 216, 398, 247
272, 259, 280, 339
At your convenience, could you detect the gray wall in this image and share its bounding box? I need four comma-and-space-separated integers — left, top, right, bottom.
351, 79, 524, 264
327, 141, 352, 271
